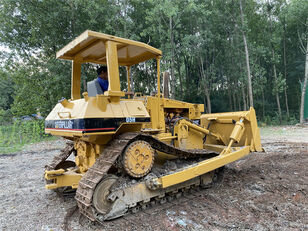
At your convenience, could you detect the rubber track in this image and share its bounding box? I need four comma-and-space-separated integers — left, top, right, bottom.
75, 132, 218, 221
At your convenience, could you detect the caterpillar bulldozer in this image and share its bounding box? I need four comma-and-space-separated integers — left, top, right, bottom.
44, 30, 263, 222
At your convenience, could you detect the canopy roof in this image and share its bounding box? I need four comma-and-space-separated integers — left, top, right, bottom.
56, 30, 162, 66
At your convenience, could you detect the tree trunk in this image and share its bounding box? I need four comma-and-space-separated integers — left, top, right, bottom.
176, 60, 183, 99
232, 88, 237, 111
169, 16, 176, 99
163, 71, 170, 98
300, 40, 308, 124
226, 74, 233, 111
130, 66, 135, 92
241, 84, 247, 111
238, 93, 241, 111
205, 90, 211, 113
268, 4, 282, 124
239, 61, 247, 111
273, 55, 282, 123
83, 78, 86, 92
262, 90, 265, 119
199, 57, 211, 113
283, 22, 290, 118
284, 88, 289, 117
239, 0, 253, 107
184, 56, 189, 100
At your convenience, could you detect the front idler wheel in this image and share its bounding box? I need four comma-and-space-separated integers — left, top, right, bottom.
93, 175, 118, 215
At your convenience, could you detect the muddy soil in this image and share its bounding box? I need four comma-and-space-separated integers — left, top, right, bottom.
0, 126, 307, 231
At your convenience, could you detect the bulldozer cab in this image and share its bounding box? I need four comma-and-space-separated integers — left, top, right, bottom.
56, 30, 162, 101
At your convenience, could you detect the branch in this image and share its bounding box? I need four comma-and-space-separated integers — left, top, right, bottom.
297, 30, 306, 54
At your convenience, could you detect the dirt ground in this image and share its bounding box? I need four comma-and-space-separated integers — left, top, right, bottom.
0, 126, 307, 231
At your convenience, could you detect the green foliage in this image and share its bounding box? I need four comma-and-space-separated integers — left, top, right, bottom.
0, 109, 13, 124
0, 69, 15, 110
0, 0, 307, 125
251, 63, 267, 95
261, 113, 298, 126
272, 72, 286, 95
0, 120, 52, 154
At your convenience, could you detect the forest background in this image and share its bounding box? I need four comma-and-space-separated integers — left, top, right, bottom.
0, 0, 307, 128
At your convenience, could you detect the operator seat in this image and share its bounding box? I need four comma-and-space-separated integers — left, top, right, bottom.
87, 79, 104, 97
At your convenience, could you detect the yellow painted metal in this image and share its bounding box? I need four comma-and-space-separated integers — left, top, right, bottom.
146, 97, 164, 130
45, 31, 263, 192
126, 66, 131, 98
45, 98, 150, 138
74, 140, 102, 173
95, 94, 108, 111
71, 61, 81, 100
203, 144, 226, 152
122, 140, 155, 178
45, 169, 65, 175
230, 119, 245, 143
105, 41, 125, 98
45, 171, 82, 189
156, 146, 251, 188
173, 120, 203, 149
159, 136, 177, 141
156, 56, 162, 129
59, 98, 74, 109
56, 30, 162, 66
178, 119, 222, 142
57, 30, 162, 103
45, 129, 83, 137
145, 97, 204, 132
149, 107, 262, 188
157, 56, 161, 100
201, 107, 263, 152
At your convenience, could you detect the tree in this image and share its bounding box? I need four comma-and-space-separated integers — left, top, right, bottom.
0, 0, 307, 124
239, 0, 254, 108
0, 0, 119, 116
0, 69, 14, 110
285, 0, 308, 123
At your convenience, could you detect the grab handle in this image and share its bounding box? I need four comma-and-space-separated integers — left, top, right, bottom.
58, 112, 71, 118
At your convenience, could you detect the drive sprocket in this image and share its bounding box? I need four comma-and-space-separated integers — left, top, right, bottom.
122, 140, 155, 178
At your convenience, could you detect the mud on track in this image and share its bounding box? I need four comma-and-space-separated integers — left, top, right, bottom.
0, 126, 307, 231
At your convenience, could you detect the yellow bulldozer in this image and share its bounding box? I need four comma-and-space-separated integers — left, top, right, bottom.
44, 30, 263, 222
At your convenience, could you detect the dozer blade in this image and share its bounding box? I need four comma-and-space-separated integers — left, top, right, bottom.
152, 146, 250, 188
202, 107, 263, 152
149, 107, 263, 188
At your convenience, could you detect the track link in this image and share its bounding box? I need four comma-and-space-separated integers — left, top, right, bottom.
75, 132, 219, 222
125, 167, 224, 216
44, 141, 77, 196
45, 141, 75, 171
75, 133, 137, 221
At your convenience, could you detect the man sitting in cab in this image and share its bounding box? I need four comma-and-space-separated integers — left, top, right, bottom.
97, 66, 109, 92
87, 66, 108, 96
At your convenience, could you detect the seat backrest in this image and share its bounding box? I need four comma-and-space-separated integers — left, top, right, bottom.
87, 79, 104, 97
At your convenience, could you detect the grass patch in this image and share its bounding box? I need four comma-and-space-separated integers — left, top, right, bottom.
0, 120, 55, 154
